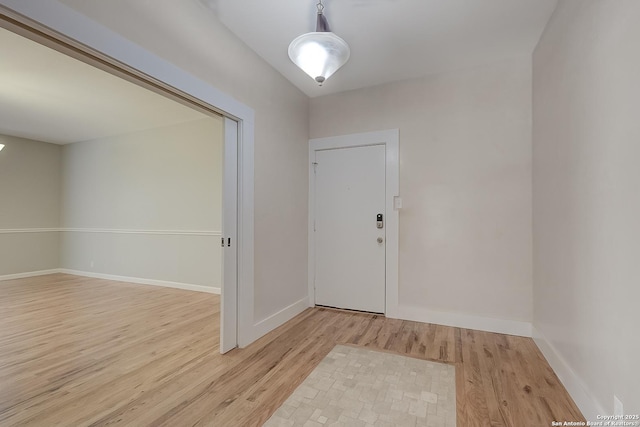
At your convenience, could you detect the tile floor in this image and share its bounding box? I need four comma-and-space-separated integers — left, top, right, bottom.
263, 344, 456, 427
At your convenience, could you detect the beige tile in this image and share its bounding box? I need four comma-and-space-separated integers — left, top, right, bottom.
421, 391, 438, 404
263, 345, 455, 427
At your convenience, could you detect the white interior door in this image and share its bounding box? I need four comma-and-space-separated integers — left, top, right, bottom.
314, 144, 386, 313
220, 117, 238, 353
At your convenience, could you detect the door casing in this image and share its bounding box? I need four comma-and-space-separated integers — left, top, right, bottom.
308, 130, 400, 317
220, 117, 238, 353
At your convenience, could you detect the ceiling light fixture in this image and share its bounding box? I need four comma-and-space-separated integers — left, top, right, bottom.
288, 0, 350, 86
0, 144, 4, 152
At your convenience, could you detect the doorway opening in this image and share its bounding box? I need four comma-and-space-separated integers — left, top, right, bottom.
0, 6, 255, 351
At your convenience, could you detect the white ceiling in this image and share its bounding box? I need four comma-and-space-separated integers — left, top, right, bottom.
0, 0, 558, 140
0, 27, 207, 145
211, 0, 558, 97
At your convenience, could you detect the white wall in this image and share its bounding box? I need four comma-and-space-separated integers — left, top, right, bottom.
55, 0, 310, 325
533, 0, 640, 417
310, 57, 533, 334
0, 135, 61, 277
60, 118, 223, 289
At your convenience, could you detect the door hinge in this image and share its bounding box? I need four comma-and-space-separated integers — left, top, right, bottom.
221, 237, 225, 247
228, 237, 231, 247
312, 162, 318, 173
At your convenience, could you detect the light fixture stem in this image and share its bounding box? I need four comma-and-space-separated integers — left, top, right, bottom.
315, 0, 330, 32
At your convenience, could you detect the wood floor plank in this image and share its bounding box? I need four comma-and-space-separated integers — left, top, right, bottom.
0, 274, 585, 426
460, 329, 493, 427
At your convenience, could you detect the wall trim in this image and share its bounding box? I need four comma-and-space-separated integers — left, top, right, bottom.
0, 228, 59, 234
1, 268, 221, 294
252, 297, 309, 342
62, 228, 221, 236
397, 305, 533, 337
0, 228, 222, 236
0, 269, 61, 282
532, 326, 604, 421
59, 269, 220, 294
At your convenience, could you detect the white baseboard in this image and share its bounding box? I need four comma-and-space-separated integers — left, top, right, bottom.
532, 326, 605, 421
0, 269, 61, 282
58, 269, 220, 295
396, 305, 532, 337
252, 297, 309, 342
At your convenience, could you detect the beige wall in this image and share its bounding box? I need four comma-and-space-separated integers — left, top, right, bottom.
0, 135, 61, 276
310, 56, 533, 328
56, 0, 310, 322
60, 118, 223, 288
61, 119, 221, 231
1, 119, 224, 288
533, 0, 640, 416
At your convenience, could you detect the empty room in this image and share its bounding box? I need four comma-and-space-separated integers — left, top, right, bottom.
0, 1, 637, 426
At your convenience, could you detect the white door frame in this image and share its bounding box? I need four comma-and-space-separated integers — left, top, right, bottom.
308, 130, 400, 317
220, 117, 239, 353
0, 1, 255, 349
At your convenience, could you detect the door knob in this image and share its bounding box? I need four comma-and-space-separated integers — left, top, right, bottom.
377, 237, 384, 244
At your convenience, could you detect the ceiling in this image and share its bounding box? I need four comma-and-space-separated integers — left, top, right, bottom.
0, 27, 207, 145
0, 0, 559, 141
211, 0, 558, 97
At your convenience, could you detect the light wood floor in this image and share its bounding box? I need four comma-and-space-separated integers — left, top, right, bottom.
0, 274, 584, 426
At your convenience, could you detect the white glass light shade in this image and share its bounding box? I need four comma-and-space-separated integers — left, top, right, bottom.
288, 32, 350, 85
0, 144, 4, 152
